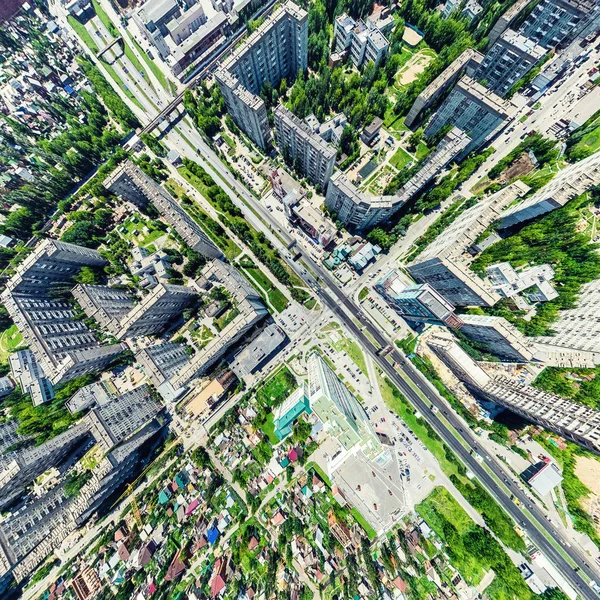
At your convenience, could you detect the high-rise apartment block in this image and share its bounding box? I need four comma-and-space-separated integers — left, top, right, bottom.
307, 352, 382, 461
73, 282, 197, 339
1, 240, 124, 386
334, 12, 390, 68
274, 105, 336, 189
86, 384, 163, 452
215, 2, 308, 149
137, 259, 267, 400
498, 150, 600, 228
430, 335, 600, 454
425, 77, 513, 158
325, 128, 469, 229
487, 0, 533, 46
9, 350, 54, 406
476, 30, 546, 98
104, 161, 222, 259
519, 0, 594, 49
374, 272, 463, 327
406, 182, 530, 306
405, 48, 484, 127
458, 314, 534, 362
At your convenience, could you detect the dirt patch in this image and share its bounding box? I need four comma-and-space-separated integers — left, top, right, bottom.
575, 455, 600, 496
397, 53, 435, 86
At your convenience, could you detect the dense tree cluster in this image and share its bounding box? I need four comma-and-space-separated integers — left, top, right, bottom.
471, 187, 600, 336
183, 84, 225, 138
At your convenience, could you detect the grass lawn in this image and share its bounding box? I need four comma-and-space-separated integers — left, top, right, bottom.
239, 256, 289, 312
256, 365, 297, 409
331, 334, 368, 377
415, 141, 430, 160
417, 487, 487, 585
304, 297, 317, 310
91, 0, 118, 36
260, 412, 280, 445
569, 119, 600, 158
126, 32, 171, 93
0, 325, 23, 363
389, 146, 413, 169
350, 507, 377, 541
68, 16, 99, 52
358, 287, 369, 302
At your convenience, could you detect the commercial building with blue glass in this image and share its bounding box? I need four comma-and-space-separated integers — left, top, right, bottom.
273, 387, 312, 441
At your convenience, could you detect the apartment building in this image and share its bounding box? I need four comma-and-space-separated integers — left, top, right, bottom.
404, 48, 483, 127
73, 282, 197, 339
1, 240, 124, 386
274, 104, 336, 189
519, 0, 593, 49
498, 150, 600, 228
104, 161, 222, 259
424, 76, 513, 158
458, 314, 534, 362
334, 12, 389, 68
406, 181, 530, 306
374, 272, 463, 328
325, 128, 469, 229
215, 2, 308, 148
476, 30, 546, 98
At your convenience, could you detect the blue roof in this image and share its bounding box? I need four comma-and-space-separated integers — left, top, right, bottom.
206, 526, 220, 545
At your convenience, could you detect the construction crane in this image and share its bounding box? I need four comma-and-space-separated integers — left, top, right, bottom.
109, 438, 183, 529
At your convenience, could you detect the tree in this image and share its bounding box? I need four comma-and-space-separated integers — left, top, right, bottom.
292, 419, 313, 444
74, 266, 103, 285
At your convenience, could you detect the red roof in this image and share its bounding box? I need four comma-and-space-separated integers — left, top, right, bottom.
392, 577, 407, 592
288, 449, 298, 462
148, 582, 157, 595
211, 575, 226, 597
185, 499, 200, 516
248, 536, 259, 551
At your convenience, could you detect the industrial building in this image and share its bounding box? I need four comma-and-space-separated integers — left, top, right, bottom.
215, 2, 308, 148
104, 161, 222, 259
424, 77, 513, 158
274, 104, 336, 189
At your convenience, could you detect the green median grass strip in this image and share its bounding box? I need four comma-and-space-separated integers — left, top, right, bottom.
68, 16, 99, 53
91, 0, 119, 37
238, 256, 288, 313
126, 32, 171, 93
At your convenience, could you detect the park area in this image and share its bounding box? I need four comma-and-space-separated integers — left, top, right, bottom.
0, 325, 23, 365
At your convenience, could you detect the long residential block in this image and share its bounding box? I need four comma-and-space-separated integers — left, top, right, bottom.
215, 2, 308, 149
274, 104, 336, 189
406, 181, 530, 306
104, 161, 222, 259
498, 151, 600, 228
425, 76, 513, 158
73, 282, 197, 339
405, 48, 483, 127
325, 128, 469, 230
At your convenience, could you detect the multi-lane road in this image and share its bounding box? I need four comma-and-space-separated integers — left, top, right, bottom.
167, 122, 600, 597
56, 4, 600, 596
